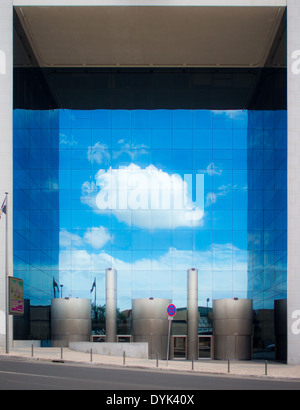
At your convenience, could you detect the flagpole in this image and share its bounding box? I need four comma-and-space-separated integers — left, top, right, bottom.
91, 277, 96, 306
5, 192, 9, 354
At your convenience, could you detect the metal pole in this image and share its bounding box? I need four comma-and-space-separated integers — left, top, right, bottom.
166, 317, 172, 366
5, 192, 9, 354
106, 268, 117, 343
187, 268, 198, 361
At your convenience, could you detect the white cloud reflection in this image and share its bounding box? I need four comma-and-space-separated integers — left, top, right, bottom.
58, 242, 248, 309
81, 163, 204, 230
60, 227, 113, 250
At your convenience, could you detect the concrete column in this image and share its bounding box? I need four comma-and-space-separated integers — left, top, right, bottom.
106, 268, 117, 342
287, 0, 300, 364
187, 268, 198, 360
0, 0, 13, 349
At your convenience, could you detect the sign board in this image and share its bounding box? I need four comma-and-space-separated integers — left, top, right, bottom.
9, 277, 24, 315
167, 303, 176, 317
166, 304, 176, 363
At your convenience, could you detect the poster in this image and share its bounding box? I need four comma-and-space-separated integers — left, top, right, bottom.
9, 277, 24, 315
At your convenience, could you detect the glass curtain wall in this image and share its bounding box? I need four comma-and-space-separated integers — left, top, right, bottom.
13, 109, 59, 342
58, 108, 249, 310
247, 110, 287, 359
13, 106, 287, 358
12, 60, 287, 358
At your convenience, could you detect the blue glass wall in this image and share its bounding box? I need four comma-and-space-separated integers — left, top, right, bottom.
12, 108, 287, 355
247, 110, 287, 358
13, 109, 59, 340
58, 109, 249, 312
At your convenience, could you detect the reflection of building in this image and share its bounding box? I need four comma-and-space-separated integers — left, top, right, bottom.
13, 108, 59, 341
13, 300, 51, 344
171, 307, 213, 336
0, 1, 299, 364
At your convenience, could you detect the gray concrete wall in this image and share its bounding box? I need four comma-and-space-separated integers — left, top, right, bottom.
69, 342, 149, 359
287, 0, 300, 364
0, 0, 13, 350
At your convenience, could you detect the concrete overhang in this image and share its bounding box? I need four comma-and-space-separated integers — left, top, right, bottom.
13, 3, 287, 68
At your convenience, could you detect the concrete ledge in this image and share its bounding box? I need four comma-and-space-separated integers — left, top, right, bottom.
69, 342, 149, 359
13, 340, 41, 348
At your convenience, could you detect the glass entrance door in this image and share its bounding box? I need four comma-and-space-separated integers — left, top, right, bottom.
198, 336, 211, 358
173, 336, 187, 358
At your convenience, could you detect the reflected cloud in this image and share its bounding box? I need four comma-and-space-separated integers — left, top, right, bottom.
60, 227, 113, 250
58, 242, 248, 303
205, 162, 223, 176
87, 142, 110, 165
112, 139, 149, 161
205, 183, 233, 207
81, 163, 205, 229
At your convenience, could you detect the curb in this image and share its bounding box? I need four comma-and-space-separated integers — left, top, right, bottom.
1, 352, 300, 382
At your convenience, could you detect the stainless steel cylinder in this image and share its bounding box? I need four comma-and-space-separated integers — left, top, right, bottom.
187, 268, 199, 360
51, 298, 91, 347
213, 298, 253, 360
106, 268, 117, 342
132, 298, 171, 359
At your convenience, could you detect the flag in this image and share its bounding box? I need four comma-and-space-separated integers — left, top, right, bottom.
0, 196, 6, 219
90, 277, 96, 293
53, 277, 59, 297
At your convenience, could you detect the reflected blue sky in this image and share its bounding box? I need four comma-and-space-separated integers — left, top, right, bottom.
58, 109, 250, 310
13, 108, 287, 312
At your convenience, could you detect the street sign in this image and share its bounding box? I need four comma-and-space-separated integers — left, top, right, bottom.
167, 303, 176, 317
9, 277, 24, 315
166, 304, 176, 365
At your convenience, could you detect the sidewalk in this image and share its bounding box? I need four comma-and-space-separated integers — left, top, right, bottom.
1, 345, 300, 381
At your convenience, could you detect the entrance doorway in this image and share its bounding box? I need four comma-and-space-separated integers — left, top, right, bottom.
173, 336, 187, 358
172, 335, 212, 359
198, 336, 212, 358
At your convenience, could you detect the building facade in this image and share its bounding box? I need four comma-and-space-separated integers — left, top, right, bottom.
0, 0, 300, 363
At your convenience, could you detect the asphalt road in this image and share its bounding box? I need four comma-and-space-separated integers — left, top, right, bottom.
0, 357, 299, 392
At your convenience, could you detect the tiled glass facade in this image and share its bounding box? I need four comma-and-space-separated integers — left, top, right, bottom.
247, 110, 287, 358
13, 109, 59, 341
13, 106, 287, 358
58, 109, 249, 310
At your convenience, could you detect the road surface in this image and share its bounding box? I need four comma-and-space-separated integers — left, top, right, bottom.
0, 357, 299, 392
